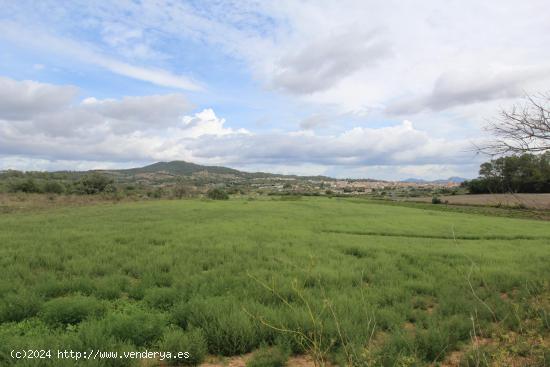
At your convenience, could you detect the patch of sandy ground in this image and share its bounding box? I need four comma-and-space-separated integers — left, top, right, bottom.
200, 354, 317, 367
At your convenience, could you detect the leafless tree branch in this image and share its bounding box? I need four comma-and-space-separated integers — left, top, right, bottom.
478, 92, 550, 156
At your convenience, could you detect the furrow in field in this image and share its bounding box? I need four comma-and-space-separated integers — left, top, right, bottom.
322, 229, 550, 241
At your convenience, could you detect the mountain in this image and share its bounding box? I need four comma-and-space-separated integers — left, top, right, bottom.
446, 176, 467, 183
402, 178, 426, 183
118, 161, 241, 176
100, 160, 334, 181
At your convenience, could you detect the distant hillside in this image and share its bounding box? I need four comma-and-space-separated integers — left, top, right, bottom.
118, 161, 242, 176
402, 177, 467, 184
102, 160, 335, 181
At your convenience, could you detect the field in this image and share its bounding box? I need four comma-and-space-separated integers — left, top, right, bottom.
405, 193, 550, 210
0, 197, 549, 366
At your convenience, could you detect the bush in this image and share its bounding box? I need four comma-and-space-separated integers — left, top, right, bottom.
431, 195, 442, 204
207, 188, 229, 200
144, 287, 180, 310
94, 275, 128, 300
41, 295, 104, 325
74, 173, 113, 194
75, 320, 137, 367
105, 309, 167, 347
171, 302, 190, 329
8, 178, 42, 193
160, 328, 208, 366
246, 346, 289, 367
0, 292, 42, 322
42, 181, 65, 194
185, 297, 259, 355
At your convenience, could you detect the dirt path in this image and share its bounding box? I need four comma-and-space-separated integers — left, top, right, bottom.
200, 354, 317, 367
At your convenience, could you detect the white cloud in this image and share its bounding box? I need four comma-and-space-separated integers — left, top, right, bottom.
388, 67, 550, 115
0, 21, 202, 91
186, 120, 474, 167
182, 109, 250, 138
270, 28, 392, 94
0, 76, 78, 120
82, 94, 193, 133
299, 114, 332, 130
0, 77, 241, 164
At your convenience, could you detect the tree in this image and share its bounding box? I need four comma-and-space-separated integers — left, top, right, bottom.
8, 178, 41, 193
463, 153, 550, 193
206, 188, 229, 200
479, 93, 550, 155
75, 173, 113, 194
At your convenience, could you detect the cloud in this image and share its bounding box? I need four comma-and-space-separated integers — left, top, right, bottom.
181, 109, 250, 138
0, 77, 197, 138
299, 114, 332, 130
0, 76, 78, 120
187, 120, 471, 167
0, 77, 239, 163
6, 1, 550, 111
271, 28, 393, 94
0, 21, 202, 91
95, 59, 202, 91
388, 67, 550, 115
82, 94, 193, 133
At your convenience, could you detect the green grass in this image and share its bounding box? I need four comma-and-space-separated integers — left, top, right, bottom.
0, 197, 549, 366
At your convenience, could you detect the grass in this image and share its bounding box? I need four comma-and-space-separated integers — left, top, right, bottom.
0, 197, 549, 366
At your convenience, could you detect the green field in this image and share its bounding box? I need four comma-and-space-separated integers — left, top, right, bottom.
0, 198, 549, 366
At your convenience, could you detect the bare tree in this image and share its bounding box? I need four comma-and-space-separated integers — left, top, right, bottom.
478, 93, 550, 156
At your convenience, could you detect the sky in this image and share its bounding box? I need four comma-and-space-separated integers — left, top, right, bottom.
1, 0, 549, 180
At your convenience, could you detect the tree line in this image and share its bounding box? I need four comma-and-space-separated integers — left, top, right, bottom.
462, 152, 550, 193
0, 172, 115, 195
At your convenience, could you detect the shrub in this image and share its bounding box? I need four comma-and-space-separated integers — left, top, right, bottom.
415, 326, 450, 361
0, 292, 42, 322
42, 181, 65, 194
105, 310, 166, 347
431, 195, 442, 204
75, 320, 136, 367
103, 183, 117, 194
144, 287, 180, 310
246, 346, 289, 367
94, 275, 128, 300
8, 178, 41, 193
185, 298, 259, 355
160, 328, 208, 366
74, 173, 113, 194
128, 283, 146, 300
207, 188, 229, 200
171, 302, 190, 329
41, 295, 104, 325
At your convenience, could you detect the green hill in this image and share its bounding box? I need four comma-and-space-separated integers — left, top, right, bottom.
118, 160, 242, 176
